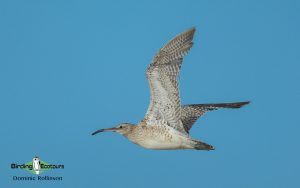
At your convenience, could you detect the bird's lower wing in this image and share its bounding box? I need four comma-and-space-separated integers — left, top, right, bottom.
181, 102, 250, 132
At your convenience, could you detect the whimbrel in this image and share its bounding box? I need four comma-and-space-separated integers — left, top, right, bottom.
92, 27, 249, 150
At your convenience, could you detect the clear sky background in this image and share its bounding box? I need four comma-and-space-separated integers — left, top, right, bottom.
1, 0, 299, 187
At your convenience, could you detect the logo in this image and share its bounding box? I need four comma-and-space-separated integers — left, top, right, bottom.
11, 156, 64, 181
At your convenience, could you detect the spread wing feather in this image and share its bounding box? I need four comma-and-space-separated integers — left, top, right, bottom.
181, 102, 250, 132
181, 105, 206, 133
144, 28, 195, 135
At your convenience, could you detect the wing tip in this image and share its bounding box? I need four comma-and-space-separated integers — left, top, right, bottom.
187, 26, 196, 33
181, 26, 196, 38
171, 27, 196, 42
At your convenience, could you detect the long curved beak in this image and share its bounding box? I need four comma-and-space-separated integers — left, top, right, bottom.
91, 127, 118, 136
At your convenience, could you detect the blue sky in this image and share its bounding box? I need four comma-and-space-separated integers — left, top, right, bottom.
1, 0, 299, 187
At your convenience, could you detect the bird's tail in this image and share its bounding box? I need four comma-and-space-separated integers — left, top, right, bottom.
193, 140, 215, 151
193, 101, 250, 111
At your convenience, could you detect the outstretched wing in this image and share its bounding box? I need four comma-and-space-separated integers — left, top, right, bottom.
181, 102, 250, 132
144, 27, 196, 135
181, 104, 206, 133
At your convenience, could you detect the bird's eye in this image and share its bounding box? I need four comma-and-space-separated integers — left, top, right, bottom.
119, 126, 123, 128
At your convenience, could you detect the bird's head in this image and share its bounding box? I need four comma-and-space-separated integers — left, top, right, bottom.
92, 123, 134, 136
33, 156, 40, 162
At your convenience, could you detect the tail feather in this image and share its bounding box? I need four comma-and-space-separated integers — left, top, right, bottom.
193, 140, 215, 151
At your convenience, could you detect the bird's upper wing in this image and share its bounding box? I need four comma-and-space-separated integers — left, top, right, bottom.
144, 27, 195, 135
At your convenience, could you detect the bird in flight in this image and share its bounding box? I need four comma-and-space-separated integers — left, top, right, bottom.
92, 27, 249, 150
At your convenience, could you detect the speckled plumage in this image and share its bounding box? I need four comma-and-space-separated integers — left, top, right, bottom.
92, 27, 249, 150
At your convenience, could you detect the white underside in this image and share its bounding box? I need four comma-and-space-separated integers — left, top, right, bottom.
132, 134, 193, 150
138, 141, 186, 150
